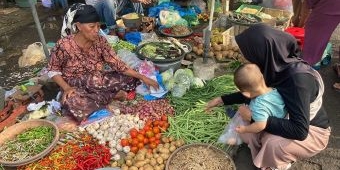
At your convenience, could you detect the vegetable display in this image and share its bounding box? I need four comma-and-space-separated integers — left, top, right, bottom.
117, 137, 185, 170
161, 25, 192, 37
168, 74, 237, 114
139, 42, 182, 60
228, 12, 261, 25
112, 40, 136, 52
21, 133, 111, 170
167, 144, 235, 170
82, 114, 145, 160
165, 101, 229, 144
192, 42, 245, 62
116, 99, 175, 120
0, 126, 54, 162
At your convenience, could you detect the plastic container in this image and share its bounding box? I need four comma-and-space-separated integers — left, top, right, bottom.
154, 60, 182, 73
285, 27, 305, 49
16, 0, 37, 8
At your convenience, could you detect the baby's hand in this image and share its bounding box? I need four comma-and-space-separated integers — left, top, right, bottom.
235, 125, 246, 134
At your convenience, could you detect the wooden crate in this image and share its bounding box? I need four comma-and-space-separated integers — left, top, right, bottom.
222, 26, 236, 46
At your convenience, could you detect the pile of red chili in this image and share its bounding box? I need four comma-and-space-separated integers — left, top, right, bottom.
20, 134, 111, 170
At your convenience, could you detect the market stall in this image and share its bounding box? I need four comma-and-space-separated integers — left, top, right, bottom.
0, 1, 295, 170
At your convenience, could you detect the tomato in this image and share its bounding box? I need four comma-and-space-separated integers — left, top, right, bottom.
155, 139, 161, 145
155, 133, 161, 140
130, 128, 138, 138
153, 120, 160, 127
153, 127, 160, 134
149, 137, 156, 143
131, 138, 139, 147
121, 139, 129, 147
139, 129, 146, 135
131, 146, 139, 153
145, 130, 154, 138
149, 142, 157, 149
158, 121, 165, 127
145, 120, 153, 127
143, 138, 149, 144
161, 114, 168, 122
143, 125, 151, 131
137, 142, 144, 149
137, 134, 145, 142
163, 122, 170, 129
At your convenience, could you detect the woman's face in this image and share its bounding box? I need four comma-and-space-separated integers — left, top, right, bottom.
77, 22, 100, 42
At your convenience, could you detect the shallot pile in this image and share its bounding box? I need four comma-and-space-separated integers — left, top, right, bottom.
117, 99, 174, 120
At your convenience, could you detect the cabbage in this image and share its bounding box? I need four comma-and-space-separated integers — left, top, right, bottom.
161, 69, 174, 82
191, 77, 205, 88
164, 78, 175, 91
174, 74, 191, 90
172, 84, 187, 98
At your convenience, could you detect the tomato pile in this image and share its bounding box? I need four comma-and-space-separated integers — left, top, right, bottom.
120, 115, 169, 153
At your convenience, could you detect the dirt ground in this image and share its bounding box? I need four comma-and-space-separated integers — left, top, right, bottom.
0, 3, 340, 170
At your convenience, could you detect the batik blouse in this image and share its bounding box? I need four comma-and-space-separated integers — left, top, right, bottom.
47, 35, 128, 81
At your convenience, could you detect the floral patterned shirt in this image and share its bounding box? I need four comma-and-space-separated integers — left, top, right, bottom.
47, 35, 128, 81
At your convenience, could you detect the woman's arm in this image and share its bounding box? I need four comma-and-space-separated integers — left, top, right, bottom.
123, 68, 159, 89
265, 73, 317, 140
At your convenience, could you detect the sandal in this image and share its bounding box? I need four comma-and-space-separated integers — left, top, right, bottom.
333, 64, 340, 78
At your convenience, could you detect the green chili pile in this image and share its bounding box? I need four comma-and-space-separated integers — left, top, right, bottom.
0, 126, 54, 162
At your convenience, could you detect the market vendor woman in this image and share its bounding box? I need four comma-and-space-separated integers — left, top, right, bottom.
206, 24, 330, 170
47, 5, 158, 122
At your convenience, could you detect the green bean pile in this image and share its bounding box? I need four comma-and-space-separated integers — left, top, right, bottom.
168, 74, 237, 114
166, 75, 237, 145
0, 126, 54, 162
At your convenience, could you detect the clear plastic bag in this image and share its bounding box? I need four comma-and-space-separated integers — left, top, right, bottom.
218, 112, 245, 145
138, 60, 156, 77
117, 49, 142, 70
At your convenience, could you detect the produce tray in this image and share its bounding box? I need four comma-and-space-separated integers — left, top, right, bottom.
235, 4, 263, 15
166, 143, 236, 170
136, 42, 185, 63
228, 12, 262, 26
159, 27, 193, 38
0, 119, 59, 167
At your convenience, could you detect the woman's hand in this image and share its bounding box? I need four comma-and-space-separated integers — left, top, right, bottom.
141, 76, 159, 90
62, 87, 76, 103
205, 97, 223, 112
237, 105, 252, 122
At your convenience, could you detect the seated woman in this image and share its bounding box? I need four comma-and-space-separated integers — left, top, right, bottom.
48, 5, 158, 122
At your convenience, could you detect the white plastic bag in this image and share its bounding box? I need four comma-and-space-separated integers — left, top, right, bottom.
218, 112, 245, 145
18, 42, 46, 68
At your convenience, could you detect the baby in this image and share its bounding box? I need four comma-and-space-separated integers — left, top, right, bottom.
233, 63, 287, 133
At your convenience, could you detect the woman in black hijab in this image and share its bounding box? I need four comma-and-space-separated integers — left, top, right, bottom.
206, 24, 330, 170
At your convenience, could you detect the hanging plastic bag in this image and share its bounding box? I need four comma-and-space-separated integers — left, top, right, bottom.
190, 0, 206, 13
218, 112, 245, 145
18, 42, 46, 68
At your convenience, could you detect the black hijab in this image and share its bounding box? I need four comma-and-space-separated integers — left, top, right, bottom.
235, 24, 314, 86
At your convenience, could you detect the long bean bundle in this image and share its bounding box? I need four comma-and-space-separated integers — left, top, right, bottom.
165, 101, 229, 145
168, 74, 237, 114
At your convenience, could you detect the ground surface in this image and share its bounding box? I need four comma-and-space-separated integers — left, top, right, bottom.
0, 3, 340, 170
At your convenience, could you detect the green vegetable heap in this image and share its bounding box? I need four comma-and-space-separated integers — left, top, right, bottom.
0, 126, 54, 162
